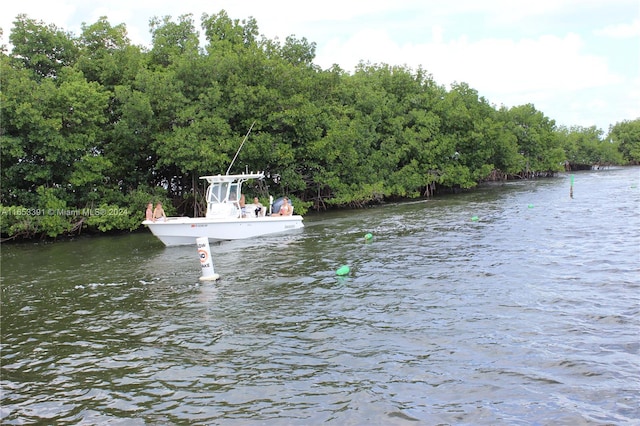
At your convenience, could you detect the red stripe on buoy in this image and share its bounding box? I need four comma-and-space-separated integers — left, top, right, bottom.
198, 249, 208, 263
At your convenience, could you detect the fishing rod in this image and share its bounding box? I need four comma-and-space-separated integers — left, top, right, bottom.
226, 121, 256, 175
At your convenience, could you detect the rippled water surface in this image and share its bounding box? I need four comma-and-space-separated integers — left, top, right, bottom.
2, 168, 639, 425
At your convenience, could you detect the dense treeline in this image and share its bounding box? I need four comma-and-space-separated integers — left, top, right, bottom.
1, 12, 639, 240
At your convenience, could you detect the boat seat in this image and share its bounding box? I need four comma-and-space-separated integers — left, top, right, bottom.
246, 203, 265, 217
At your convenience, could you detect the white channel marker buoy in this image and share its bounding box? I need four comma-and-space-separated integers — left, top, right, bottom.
196, 237, 220, 281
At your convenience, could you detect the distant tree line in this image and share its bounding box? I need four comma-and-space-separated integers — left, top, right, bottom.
1, 11, 639, 240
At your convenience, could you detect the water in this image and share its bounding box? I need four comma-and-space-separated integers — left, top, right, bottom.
1, 167, 639, 425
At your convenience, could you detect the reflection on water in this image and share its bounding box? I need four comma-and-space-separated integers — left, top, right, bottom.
1, 167, 639, 424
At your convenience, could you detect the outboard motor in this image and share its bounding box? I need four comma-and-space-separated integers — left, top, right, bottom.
271, 197, 285, 215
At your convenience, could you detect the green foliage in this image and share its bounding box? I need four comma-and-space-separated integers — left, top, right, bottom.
557, 125, 624, 166
149, 14, 200, 68
9, 14, 79, 79
84, 203, 134, 232
0, 187, 76, 239
36, 187, 74, 237
506, 104, 564, 174
608, 119, 640, 164
1, 12, 631, 241
0, 204, 40, 239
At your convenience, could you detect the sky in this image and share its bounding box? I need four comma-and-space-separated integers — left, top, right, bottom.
2, 0, 639, 133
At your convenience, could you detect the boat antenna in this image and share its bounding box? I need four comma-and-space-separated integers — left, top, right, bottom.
226, 121, 256, 175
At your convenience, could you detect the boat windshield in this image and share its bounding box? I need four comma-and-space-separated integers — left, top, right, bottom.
207, 181, 242, 204
207, 182, 229, 204
229, 183, 240, 202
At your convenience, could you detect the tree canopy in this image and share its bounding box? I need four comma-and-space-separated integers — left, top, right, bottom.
1, 12, 638, 240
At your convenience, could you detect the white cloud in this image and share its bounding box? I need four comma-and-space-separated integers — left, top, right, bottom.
1, 2, 77, 35
595, 18, 640, 38
318, 31, 620, 92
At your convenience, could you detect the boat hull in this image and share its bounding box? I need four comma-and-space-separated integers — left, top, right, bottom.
142, 215, 304, 247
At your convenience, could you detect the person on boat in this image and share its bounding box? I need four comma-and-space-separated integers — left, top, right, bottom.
153, 202, 166, 222
239, 194, 246, 218
145, 202, 153, 221
278, 197, 293, 216
253, 197, 264, 217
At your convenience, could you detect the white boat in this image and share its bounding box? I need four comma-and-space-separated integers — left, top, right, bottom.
143, 172, 304, 246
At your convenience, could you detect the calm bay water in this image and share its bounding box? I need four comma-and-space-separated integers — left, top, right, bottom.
1, 167, 639, 425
